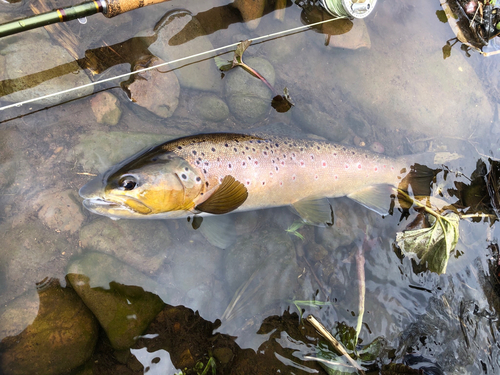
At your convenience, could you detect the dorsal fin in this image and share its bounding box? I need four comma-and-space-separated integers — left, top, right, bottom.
195, 175, 248, 214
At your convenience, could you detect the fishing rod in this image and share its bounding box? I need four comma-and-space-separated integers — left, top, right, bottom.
0, 0, 170, 38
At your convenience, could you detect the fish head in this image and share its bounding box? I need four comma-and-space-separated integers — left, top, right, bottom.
79, 150, 204, 219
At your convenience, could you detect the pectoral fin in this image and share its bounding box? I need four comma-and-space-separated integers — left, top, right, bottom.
195, 175, 248, 214
347, 184, 396, 215
291, 197, 334, 227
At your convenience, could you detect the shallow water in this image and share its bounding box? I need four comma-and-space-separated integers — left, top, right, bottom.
1, 0, 500, 374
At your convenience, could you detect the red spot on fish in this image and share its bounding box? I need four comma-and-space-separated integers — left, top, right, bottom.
322, 161, 327, 168
300, 160, 305, 167
391, 166, 394, 170
374, 167, 378, 172
314, 175, 319, 180
270, 172, 273, 177
334, 175, 338, 180
357, 164, 362, 169
246, 180, 251, 185
281, 161, 285, 166
345, 164, 349, 169
262, 181, 266, 185
279, 181, 283, 186
254, 160, 259, 166
242, 161, 247, 168
292, 174, 296, 181
383, 165, 387, 168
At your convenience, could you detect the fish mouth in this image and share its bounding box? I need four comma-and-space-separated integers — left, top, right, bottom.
82, 198, 126, 211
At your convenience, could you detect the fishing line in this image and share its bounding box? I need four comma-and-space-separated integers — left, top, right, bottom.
0, 16, 345, 112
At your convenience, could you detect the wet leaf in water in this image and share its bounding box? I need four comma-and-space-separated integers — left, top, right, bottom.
396, 211, 459, 274
436, 10, 448, 23
442, 43, 452, 59
271, 87, 294, 113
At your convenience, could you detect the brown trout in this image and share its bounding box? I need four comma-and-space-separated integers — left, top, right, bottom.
79, 133, 431, 224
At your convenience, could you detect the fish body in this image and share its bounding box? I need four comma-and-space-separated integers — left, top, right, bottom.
79, 133, 415, 223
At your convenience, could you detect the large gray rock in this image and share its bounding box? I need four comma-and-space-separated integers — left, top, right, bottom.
68, 131, 174, 173
224, 57, 275, 125
79, 218, 172, 274
67, 252, 165, 350
0, 29, 93, 106
0, 279, 98, 375
148, 10, 222, 92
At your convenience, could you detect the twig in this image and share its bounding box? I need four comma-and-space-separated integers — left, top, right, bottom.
354, 244, 365, 345
306, 315, 365, 374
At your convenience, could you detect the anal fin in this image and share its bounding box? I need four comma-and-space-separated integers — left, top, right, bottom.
291, 197, 334, 227
195, 175, 248, 215
347, 184, 396, 215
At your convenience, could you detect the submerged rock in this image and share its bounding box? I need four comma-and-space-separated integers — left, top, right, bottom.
225, 57, 275, 125
292, 102, 349, 142
90, 92, 122, 125
0, 279, 98, 375
0, 30, 93, 106
34, 189, 85, 234
79, 218, 171, 274
232, 0, 266, 30
69, 131, 173, 173
149, 10, 221, 92
194, 94, 230, 122
121, 55, 180, 118
0, 220, 71, 305
67, 252, 165, 351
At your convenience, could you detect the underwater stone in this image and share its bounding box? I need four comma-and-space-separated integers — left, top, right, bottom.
0, 29, 93, 106
292, 102, 350, 142
34, 189, 85, 234
121, 56, 180, 119
67, 252, 165, 351
149, 10, 221, 92
225, 57, 275, 125
194, 94, 230, 122
90, 92, 122, 125
69, 131, 173, 174
79, 218, 171, 274
0, 219, 72, 306
0, 279, 98, 375
232, 0, 266, 30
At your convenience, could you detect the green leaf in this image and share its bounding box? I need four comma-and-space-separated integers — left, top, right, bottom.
285, 220, 306, 240
396, 211, 459, 274
234, 39, 252, 65
214, 56, 234, 71
442, 43, 452, 59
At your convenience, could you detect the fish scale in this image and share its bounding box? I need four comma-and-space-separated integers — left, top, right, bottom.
171, 134, 405, 212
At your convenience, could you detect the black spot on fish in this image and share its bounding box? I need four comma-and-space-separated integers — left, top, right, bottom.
228, 163, 232, 168
245, 146, 249, 150
300, 148, 303, 152
198, 157, 202, 161
225, 143, 229, 147
196, 177, 201, 182
201, 153, 205, 157
196, 161, 201, 165
177, 146, 182, 150
185, 167, 189, 171
203, 169, 207, 174
317, 146, 320, 150
205, 181, 209, 187
257, 140, 262, 143
352, 151, 355, 155
266, 146, 269, 150
343, 147, 346, 151
181, 174, 187, 179
192, 150, 197, 155
263, 151, 268, 156
252, 148, 256, 152
217, 157, 220, 162
211, 147, 216, 152
275, 143, 279, 147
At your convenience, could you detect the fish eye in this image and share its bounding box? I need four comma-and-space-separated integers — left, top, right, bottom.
118, 176, 137, 190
